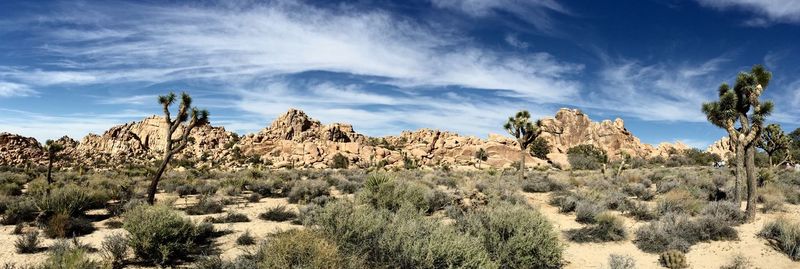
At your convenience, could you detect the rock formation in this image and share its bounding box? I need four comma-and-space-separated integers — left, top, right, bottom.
0, 107, 707, 170
706, 136, 734, 161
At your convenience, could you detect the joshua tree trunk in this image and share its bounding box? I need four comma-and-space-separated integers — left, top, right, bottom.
147, 145, 173, 205
744, 144, 757, 221
733, 140, 744, 207
519, 145, 526, 181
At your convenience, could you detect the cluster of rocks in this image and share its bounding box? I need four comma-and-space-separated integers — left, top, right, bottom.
0, 108, 703, 170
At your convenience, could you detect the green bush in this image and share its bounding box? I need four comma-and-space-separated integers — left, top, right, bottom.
567, 212, 627, 243
287, 180, 329, 204
123, 205, 199, 265
656, 189, 704, 216
257, 229, 364, 269
458, 202, 563, 269
101, 233, 128, 268
39, 239, 99, 269
567, 144, 608, 170
332, 153, 350, 169
207, 212, 250, 223
759, 218, 800, 261
236, 230, 256, 246
1, 197, 37, 225
185, 196, 224, 215
529, 138, 550, 159
37, 184, 94, 218
358, 179, 435, 213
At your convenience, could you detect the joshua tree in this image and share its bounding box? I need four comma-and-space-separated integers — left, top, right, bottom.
43, 139, 64, 191
474, 148, 488, 169
757, 123, 790, 167
146, 92, 208, 205
504, 110, 541, 180
702, 64, 773, 221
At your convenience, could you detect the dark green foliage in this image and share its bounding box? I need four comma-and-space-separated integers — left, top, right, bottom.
358, 177, 450, 214
123, 205, 199, 265
567, 212, 627, 243
529, 137, 550, 159
331, 153, 349, 169
567, 144, 608, 170
259, 205, 297, 222
758, 218, 800, 261
37, 184, 94, 218
15, 231, 40, 254
287, 180, 329, 204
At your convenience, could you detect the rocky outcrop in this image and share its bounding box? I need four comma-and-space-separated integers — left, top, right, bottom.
0, 107, 710, 170
0, 133, 44, 166
706, 136, 733, 160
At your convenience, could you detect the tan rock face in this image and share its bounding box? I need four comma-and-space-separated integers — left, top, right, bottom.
706, 136, 733, 160
0, 107, 718, 170
0, 133, 44, 166
538, 108, 675, 160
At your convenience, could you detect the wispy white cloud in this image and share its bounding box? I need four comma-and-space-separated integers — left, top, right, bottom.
696, 0, 800, 25
587, 56, 730, 122
0, 81, 37, 97
430, 0, 570, 33
0, 108, 149, 141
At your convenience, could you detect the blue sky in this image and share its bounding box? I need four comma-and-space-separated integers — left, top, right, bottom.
1, 0, 799, 148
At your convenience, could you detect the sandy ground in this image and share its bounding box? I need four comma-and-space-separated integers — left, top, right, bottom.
2, 190, 799, 268
524, 192, 800, 269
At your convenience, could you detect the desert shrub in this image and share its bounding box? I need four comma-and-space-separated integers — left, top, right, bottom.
624, 183, 655, 201
287, 180, 329, 204
123, 205, 198, 264
335, 179, 361, 194
659, 250, 688, 269
657, 189, 703, 216
759, 185, 785, 213
701, 201, 743, 223
236, 230, 256, 246
575, 201, 604, 224
567, 212, 627, 243
259, 205, 297, 222
625, 200, 656, 221
36, 184, 94, 218
257, 229, 362, 269
530, 137, 550, 159
101, 233, 128, 268
358, 179, 437, 213
332, 153, 350, 169
43, 213, 95, 238
310, 201, 495, 268
207, 212, 250, 223
185, 196, 224, 215
1, 198, 37, 225
657, 180, 681, 194
175, 184, 196, 197
40, 239, 99, 269
549, 192, 579, 213
719, 255, 752, 269
567, 144, 608, 170
15, 231, 40, 254
634, 213, 737, 253
758, 218, 800, 261
521, 175, 568, 193
458, 202, 563, 269
609, 254, 636, 269
0, 182, 22, 196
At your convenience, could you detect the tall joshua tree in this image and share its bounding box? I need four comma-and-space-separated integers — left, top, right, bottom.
474, 148, 488, 169
757, 123, 790, 167
702, 64, 773, 221
146, 92, 209, 205
504, 110, 541, 181
43, 139, 64, 191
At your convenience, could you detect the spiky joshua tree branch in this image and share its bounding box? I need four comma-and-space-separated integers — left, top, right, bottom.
146, 92, 209, 205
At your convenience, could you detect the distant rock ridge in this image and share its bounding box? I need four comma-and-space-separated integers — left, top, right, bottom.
0, 108, 695, 169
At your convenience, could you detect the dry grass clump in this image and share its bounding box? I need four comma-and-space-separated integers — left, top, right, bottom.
634, 212, 737, 253
185, 195, 224, 215
759, 218, 800, 261
656, 189, 704, 216
259, 205, 298, 222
